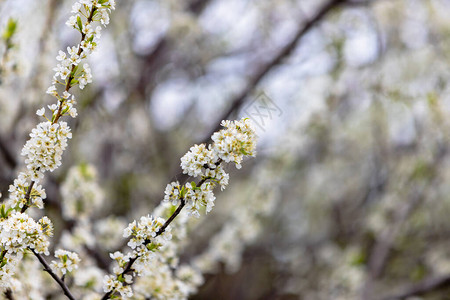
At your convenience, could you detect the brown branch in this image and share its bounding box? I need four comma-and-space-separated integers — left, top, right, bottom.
55, 7, 96, 124
18, 6, 96, 213
83, 244, 110, 271
100, 200, 186, 300
31, 249, 76, 300
3, 289, 14, 300
0, 249, 6, 261
101, 176, 210, 300
20, 180, 35, 213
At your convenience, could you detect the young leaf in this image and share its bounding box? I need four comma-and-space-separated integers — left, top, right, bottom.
77, 15, 83, 31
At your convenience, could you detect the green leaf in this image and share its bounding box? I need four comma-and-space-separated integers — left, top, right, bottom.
146, 243, 159, 251
180, 185, 186, 198
2, 18, 17, 41
77, 15, 83, 31
61, 105, 68, 113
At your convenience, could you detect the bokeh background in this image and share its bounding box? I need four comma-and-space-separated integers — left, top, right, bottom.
2, 0, 450, 299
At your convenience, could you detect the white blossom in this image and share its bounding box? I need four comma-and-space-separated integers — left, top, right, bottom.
0, 212, 52, 255
0, 0, 116, 288
51, 249, 81, 275
36, 108, 45, 116
163, 181, 181, 205
211, 118, 257, 168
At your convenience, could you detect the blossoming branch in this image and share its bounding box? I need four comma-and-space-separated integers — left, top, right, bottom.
0, 1, 260, 299
0, 0, 115, 294
101, 118, 257, 299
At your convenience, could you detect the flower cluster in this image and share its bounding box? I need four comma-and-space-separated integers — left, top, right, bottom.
5, 255, 45, 299
211, 119, 257, 168
180, 144, 215, 177
164, 181, 217, 217
184, 182, 216, 217
0, 213, 53, 255
181, 119, 256, 174
163, 180, 217, 219
40, 0, 115, 121
103, 251, 133, 298
7, 174, 46, 210
42, 90, 78, 119
73, 266, 104, 292
51, 249, 81, 276
102, 216, 172, 298
123, 216, 172, 251
164, 181, 182, 205
165, 118, 256, 218
0, 251, 21, 291
176, 264, 205, 296
21, 122, 72, 182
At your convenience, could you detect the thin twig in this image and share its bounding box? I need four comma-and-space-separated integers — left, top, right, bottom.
30, 249, 76, 300
20, 180, 35, 213
101, 176, 209, 300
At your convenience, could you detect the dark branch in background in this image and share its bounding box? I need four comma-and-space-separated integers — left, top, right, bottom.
203, 0, 348, 140
188, 0, 211, 14
202, 0, 388, 141
168, 0, 355, 189
3, 289, 14, 300
362, 145, 447, 300
166, 0, 353, 185
381, 274, 450, 300
133, 0, 212, 99
31, 249, 76, 300
0, 135, 17, 169
0, 134, 17, 198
